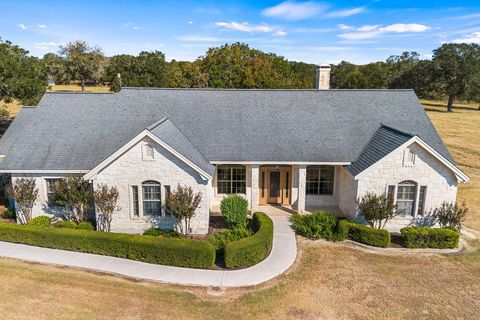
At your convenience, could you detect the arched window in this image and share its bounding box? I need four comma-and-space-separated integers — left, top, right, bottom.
142, 180, 161, 216
396, 180, 417, 216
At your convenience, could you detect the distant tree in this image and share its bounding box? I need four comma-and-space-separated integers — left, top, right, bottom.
0, 38, 46, 105
51, 177, 92, 222
331, 61, 368, 89
105, 51, 167, 90
199, 42, 299, 89
0, 102, 9, 119
12, 177, 39, 224
42, 53, 69, 85
166, 185, 202, 236
93, 184, 119, 232
59, 40, 104, 91
432, 43, 480, 112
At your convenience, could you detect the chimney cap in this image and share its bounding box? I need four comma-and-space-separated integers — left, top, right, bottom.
318, 63, 331, 69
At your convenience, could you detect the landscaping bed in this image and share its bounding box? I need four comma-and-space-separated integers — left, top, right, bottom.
0, 222, 216, 269
291, 211, 460, 249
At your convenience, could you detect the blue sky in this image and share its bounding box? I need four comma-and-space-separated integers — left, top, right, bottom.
1, 0, 480, 64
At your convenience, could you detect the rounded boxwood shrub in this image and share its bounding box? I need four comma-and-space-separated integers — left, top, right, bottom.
207, 227, 253, 252
224, 212, 273, 269
291, 211, 338, 240
400, 227, 459, 249
77, 221, 94, 231
338, 220, 390, 247
27, 216, 51, 228
220, 195, 248, 229
0, 223, 216, 269
143, 228, 182, 238
54, 221, 78, 229
1, 208, 15, 220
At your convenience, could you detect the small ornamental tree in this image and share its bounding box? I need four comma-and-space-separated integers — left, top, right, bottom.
93, 184, 119, 232
356, 192, 396, 229
51, 177, 91, 222
12, 177, 39, 224
166, 185, 202, 236
434, 201, 468, 231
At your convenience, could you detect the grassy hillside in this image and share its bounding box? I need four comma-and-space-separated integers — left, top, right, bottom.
48, 83, 110, 92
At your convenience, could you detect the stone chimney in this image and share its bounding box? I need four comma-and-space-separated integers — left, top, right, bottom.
315, 64, 331, 90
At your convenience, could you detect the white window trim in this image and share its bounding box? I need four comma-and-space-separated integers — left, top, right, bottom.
385, 181, 428, 218
215, 165, 247, 195
305, 165, 336, 197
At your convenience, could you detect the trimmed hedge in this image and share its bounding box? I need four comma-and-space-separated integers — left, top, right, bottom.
224, 212, 273, 269
207, 228, 252, 252
54, 221, 78, 229
27, 216, 51, 228
401, 227, 459, 249
290, 211, 338, 240
0, 223, 216, 269
337, 219, 391, 248
143, 228, 182, 238
77, 222, 94, 231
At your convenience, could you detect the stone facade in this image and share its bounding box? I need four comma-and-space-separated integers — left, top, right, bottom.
93, 136, 210, 234
355, 142, 458, 231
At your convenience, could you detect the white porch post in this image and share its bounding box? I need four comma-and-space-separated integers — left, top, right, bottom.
250, 165, 260, 212
297, 165, 307, 213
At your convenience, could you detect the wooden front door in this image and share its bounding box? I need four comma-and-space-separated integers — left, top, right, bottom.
259, 166, 292, 205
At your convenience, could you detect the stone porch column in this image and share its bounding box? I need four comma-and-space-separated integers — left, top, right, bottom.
250, 165, 260, 212
297, 165, 307, 213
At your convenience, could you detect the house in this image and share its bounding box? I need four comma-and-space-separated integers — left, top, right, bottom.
0, 66, 468, 233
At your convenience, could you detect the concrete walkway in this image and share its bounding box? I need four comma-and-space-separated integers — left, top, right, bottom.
0, 214, 296, 288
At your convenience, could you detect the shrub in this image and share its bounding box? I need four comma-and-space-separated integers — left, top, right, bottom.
224, 212, 273, 269
143, 228, 182, 238
401, 227, 459, 249
356, 192, 396, 229
77, 221, 94, 231
54, 221, 78, 229
207, 228, 253, 252
1, 208, 15, 220
0, 223, 216, 269
338, 220, 391, 247
290, 211, 338, 240
336, 218, 350, 241
12, 177, 39, 224
27, 216, 51, 228
434, 202, 468, 230
220, 195, 248, 229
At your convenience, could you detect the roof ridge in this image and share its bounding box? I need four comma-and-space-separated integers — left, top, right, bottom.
120, 87, 415, 92
146, 117, 168, 131
379, 123, 415, 138
44, 91, 113, 95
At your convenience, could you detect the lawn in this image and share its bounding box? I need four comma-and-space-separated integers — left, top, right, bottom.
48, 83, 110, 92
0, 99, 478, 319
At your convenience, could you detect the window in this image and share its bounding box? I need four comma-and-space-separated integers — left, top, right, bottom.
417, 186, 427, 215
403, 148, 416, 166
143, 142, 155, 160
45, 178, 62, 206
396, 181, 417, 216
306, 166, 335, 195
142, 181, 161, 216
217, 165, 246, 194
387, 185, 396, 201
132, 186, 139, 216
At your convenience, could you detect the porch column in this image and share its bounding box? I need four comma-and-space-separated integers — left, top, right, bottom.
250, 165, 260, 212
297, 165, 307, 213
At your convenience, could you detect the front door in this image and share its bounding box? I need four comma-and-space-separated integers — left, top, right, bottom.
259, 166, 292, 205
269, 171, 281, 203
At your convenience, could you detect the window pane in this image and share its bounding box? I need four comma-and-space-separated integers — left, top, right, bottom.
46, 179, 63, 206
132, 186, 139, 216
143, 201, 161, 216
306, 168, 319, 181
306, 181, 318, 195
396, 181, 416, 216
387, 185, 395, 200
142, 181, 161, 216
217, 165, 246, 194
417, 186, 426, 215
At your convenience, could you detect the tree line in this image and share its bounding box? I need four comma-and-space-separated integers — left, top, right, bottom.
1, 38, 480, 112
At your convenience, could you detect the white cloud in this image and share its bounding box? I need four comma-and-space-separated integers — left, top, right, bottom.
325, 7, 365, 18
37, 24, 47, 29
188, 21, 193, 24
338, 23, 431, 40
17, 23, 27, 30
176, 35, 223, 42
452, 31, 480, 43
337, 24, 353, 31
262, 1, 326, 21
215, 21, 286, 36
123, 22, 142, 30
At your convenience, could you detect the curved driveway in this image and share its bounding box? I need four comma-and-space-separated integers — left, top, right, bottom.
0, 214, 297, 288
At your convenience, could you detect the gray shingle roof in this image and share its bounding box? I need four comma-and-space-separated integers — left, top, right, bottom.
147, 118, 215, 176
346, 125, 413, 176
0, 88, 455, 174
